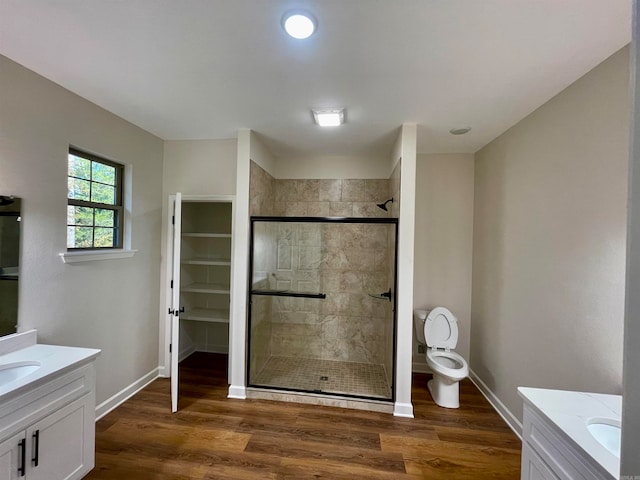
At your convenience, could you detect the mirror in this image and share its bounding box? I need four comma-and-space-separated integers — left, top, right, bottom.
0, 196, 21, 336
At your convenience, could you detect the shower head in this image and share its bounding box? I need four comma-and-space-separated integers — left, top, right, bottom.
376, 198, 394, 211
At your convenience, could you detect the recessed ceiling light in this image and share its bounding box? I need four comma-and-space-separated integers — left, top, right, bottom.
449, 127, 472, 135
282, 10, 316, 39
312, 108, 345, 127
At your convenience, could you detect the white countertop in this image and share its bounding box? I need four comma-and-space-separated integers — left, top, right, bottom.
518, 387, 621, 479
0, 343, 100, 399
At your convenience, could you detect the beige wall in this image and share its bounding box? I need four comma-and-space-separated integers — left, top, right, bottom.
412, 154, 474, 371
472, 46, 630, 424
163, 139, 237, 196
0, 54, 164, 406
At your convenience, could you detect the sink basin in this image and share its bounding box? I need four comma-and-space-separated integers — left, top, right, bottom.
0, 361, 41, 385
587, 417, 621, 457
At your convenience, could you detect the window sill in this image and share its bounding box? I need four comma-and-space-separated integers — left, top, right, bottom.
59, 249, 138, 264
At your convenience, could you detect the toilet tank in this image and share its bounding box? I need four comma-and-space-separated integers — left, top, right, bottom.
413, 309, 428, 345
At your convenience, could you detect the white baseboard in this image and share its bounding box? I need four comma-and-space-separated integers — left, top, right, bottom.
469, 368, 522, 439
95, 367, 160, 421
179, 345, 196, 363
393, 401, 414, 418
158, 364, 168, 378
227, 385, 246, 399
194, 345, 229, 354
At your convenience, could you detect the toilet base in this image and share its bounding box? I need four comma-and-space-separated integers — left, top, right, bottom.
427, 377, 460, 409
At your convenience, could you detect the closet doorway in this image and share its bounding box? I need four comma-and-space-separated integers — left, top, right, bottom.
167, 194, 234, 412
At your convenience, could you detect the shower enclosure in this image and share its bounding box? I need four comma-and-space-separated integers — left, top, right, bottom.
248, 217, 397, 401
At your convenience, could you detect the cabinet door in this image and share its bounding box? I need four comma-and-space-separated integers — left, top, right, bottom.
0, 432, 25, 480
521, 443, 562, 480
170, 192, 183, 412
27, 395, 94, 480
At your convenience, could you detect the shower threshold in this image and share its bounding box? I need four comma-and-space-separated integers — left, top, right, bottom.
251, 356, 392, 401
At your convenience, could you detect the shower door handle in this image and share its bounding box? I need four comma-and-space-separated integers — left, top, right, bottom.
251, 289, 326, 299
369, 288, 392, 302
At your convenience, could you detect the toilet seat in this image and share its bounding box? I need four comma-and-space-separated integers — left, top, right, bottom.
424, 307, 458, 350
426, 350, 468, 380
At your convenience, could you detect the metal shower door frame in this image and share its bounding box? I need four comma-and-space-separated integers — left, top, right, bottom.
246, 216, 399, 403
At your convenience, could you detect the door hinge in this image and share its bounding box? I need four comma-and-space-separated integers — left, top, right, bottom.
170, 280, 173, 289
169, 344, 172, 353
172, 215, 175, 225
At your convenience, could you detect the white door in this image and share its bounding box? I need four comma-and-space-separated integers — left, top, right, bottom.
0, 432, 24, 480
170, 192, 183, 412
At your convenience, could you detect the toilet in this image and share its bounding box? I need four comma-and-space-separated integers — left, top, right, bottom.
414, 307, 469, 408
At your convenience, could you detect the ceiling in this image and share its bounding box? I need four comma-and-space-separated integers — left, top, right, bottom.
0, 1, 631, 157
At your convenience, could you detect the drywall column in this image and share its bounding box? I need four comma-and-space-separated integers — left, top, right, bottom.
394, 123, 417, 417
228, 129, 251, 399
622, 2, 640, 475
158, 139, 237, 377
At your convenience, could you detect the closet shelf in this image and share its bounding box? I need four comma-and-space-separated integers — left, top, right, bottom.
181, 257, 231, 266
181, 282, 230, 294
181, 308, 229, 323
182, 233, 232, 238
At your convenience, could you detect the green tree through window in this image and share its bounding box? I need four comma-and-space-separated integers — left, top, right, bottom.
67, 149, 123, 249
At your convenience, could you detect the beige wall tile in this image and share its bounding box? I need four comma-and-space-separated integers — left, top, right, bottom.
307, 202, 331, 217
319, 179, 342, 201
341, 179, 366, 201
329, 201, 353, 216
364, 179, 390, 202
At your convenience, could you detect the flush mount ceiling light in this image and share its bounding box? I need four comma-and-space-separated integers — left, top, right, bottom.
449, 127, 472, 135
312, 108, 345, 127
282, 10, 316, 39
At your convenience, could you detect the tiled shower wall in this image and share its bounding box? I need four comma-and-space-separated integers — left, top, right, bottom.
269, 221, 394, 367
249, 161, 276, 379
249, 161, 398, 385
273, 178, 391, 218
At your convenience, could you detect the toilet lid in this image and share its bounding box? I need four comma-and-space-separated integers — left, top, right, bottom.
424, 307, 458, 349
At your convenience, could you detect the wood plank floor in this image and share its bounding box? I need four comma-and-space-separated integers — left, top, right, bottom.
86, 353, 521, 479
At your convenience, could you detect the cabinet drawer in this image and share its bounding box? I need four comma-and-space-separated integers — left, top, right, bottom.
0, 363, 95, 442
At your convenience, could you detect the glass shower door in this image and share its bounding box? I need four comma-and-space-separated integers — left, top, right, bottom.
248, 217, 397, 401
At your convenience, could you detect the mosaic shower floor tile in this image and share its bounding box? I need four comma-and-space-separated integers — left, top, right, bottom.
252, 356, 392, 399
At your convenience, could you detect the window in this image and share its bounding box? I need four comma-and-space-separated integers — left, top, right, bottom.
67, 148, 123, 249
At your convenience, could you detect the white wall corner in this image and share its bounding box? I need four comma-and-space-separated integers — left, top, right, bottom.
248, 131, 277, 177
469, 369, 523, 439
228, 128, 251, 395
228, 385, 247, 399
95, 367, 160, 421
394, 123, 418, 423
393, 402, 415, 418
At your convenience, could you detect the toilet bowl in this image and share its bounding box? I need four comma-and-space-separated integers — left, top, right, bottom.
414, 307, 469, 408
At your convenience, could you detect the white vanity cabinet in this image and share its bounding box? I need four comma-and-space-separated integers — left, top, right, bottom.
519, 387, 619, 480
0, 346, 99, 480
0, 394, 93, 480
521, 406, 598, 480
